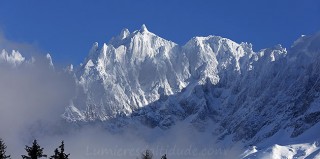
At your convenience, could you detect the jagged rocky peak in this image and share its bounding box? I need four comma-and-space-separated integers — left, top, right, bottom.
119, 28, 130, 39
46, 53, 54, 68
182, 35, 255, 84
184, 35, 247, 57
67, 25, 261, 121
85, 42, 99, 61
109, 28, 131, 44
91, 42, 99, 50
109, 24, 157, 48
64, 64, 74, 73
140, 24, 148, 33
0, 49, 57, 69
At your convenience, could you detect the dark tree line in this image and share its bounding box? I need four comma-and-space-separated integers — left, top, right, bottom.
0, 138, 69, 159
1, 139, 168, 159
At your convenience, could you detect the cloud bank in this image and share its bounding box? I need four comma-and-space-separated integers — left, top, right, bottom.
0, 32, 242, 159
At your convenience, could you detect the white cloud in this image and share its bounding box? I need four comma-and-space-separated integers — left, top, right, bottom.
0, 31, 242, 159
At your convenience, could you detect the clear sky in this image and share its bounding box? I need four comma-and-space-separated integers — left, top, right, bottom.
0, 0, 319, 65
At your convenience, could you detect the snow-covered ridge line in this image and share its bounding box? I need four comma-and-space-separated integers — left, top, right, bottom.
0, 49, 25, 67
64, 24, 262, 121
0, 49, 55, 69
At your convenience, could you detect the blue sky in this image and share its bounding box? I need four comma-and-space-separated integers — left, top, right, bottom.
0, 0, 319, 65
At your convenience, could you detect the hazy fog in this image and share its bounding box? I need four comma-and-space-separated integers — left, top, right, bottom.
0, 34, 242, 159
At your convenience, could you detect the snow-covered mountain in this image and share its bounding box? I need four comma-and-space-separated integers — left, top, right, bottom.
1, 25, 320, 158
62, 25, 320, 147
63, 24, 255, 122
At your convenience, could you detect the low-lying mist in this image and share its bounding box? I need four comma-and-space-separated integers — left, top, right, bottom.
0, 59, 242, 159
0, 55, 75, 157
0, 35, 242, 159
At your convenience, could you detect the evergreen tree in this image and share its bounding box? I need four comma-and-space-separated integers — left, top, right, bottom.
0, 139, 10, 159
22, 140, 47, 159
141, 149, 153, 159
49, 141, 69, 159
161, 154, 167, 159
50, 149, 59, 159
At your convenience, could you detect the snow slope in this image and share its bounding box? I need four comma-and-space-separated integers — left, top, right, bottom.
241, 122, 320, 159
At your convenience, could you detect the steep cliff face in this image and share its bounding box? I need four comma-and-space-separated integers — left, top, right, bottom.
63, 26, 320, 145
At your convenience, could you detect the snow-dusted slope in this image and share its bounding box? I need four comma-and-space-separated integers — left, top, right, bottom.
63, 25, 320, 151
241, 122, 320, 159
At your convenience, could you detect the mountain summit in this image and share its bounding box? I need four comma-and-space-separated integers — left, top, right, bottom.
140, 24, 148, 33
63, 26, 320, 147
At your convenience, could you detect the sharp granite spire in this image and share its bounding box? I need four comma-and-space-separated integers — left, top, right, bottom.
119, 28, 130, 40
140, 24, 149, 33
